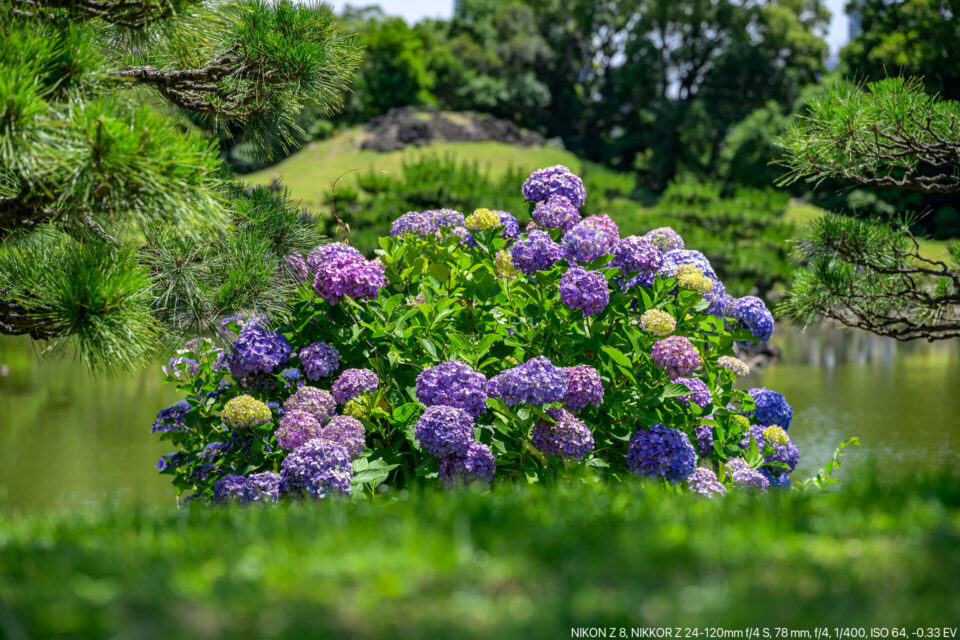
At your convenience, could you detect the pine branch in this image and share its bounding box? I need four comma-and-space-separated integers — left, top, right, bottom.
10, 0, 191, 29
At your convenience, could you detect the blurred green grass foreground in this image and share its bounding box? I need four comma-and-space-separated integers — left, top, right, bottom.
1, 470, 958, 639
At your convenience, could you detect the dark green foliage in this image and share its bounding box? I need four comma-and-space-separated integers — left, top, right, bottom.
332, 155, 637, 254
624, 178, 795, 299
1, 469, 958, 637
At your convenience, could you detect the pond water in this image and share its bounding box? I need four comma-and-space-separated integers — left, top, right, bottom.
1, 327, 959, 513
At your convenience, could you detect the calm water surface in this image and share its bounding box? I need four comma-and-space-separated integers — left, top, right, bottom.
1, 328, 959, 513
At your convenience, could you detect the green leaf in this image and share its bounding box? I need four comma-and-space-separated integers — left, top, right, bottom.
600, 345, 632, 368
659, 382, 690, 400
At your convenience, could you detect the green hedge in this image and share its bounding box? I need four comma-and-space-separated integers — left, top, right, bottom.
1, 470, 958, 639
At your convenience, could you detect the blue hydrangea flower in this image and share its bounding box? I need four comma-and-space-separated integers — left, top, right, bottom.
320, 416, 366, 459
424, 209, 466, 231
651, 336, 701, 378
200, 441, 228, 461
626, 424, 697, 483
732, 296, 775, 342
246, 472, 281, 502
740, 425, 800, 478
332, 368, 379, 404
414, 405, 474, 458
673, 377, 712, 408
747, 387, 793, 429
562, 221, 615, 264
686, 467, 726, 497
299, 342, 340, 380
522, 165, 586, 207
438, 442, 496, 488
416, 360, 489, 418
695, 424, 714, 456
487, 356, 568, 406
151, 400, 191, 434
559, 266, 609, 316
495, 210, 521, 238
155, 452, 185, 473
391, 211, 434, 237
531, 408, 595, 461
228, 326, 292, 380
509, 230, 564, 275
280, 439, 353, 499
562, 365, 604, 412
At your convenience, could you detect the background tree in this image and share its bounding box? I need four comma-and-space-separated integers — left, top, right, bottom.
778, 77, 960, 341
0, 0, 360, 371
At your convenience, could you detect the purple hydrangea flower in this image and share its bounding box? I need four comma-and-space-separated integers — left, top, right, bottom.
314, 257, 386, 306
732, 296, 775, 342
610, 236, 663, 279
762, 470, 793, 489
651, 336, 701, 378
559, 266, 609, 316
487, 356, 568, 406
415, 405, 474, 458
275, 410, 324, 451
562, 221, 615, 264
155, 452, 185, 472
580, 214, 619, 243
416, 360, 489, 418
320, 416, 366, 459
162, 356, 199, 380
495, 211, 521, 238
439, 442, 496, 488
522, 165, 586, 207
214, 474, 249, 502
531, 408, 595, 460
747, 388, 793, 429
673, 377, 712, 408
228, 326, 292, 380
282, 386, 336, 423
299, 342, 340, 380
332, 368, 379, 404
509, 230, 564, 275
731, 467, 769, 492
448, 226, 478, 247
425, 209, 466, 231
687, 467, 726, 497
200, 441, 228, 461
562, 365, 604, 412
626, 424, 697, 483
531, 195, 581, 230
280, 438, 353, 499
695, 424, 714, 456
151, 401, 191, 434
391, 211, 434, 237
246, 472, 281, 502
644, 227, 684, 253
307, 242, 363, 276
283, 252, 308, 283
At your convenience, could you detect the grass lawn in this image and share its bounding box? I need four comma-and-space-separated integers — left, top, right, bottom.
1, 471, 958, 639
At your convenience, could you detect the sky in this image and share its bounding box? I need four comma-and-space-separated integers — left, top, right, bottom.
329, 0, 852, 56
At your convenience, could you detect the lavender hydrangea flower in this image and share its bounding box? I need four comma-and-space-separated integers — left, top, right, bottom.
415, 405, 474, 458
562, 365, 604, 412
626, 424, 697, 483
732, 296, 775, 342
651, 336, 701, 378
673, 377, 712, 408
320, 416, 366, 459
686, 467, 726, 497
228, 326, 292, 380
531, 408, 595, 460
448, 226, 478, 247
509, 230, 564, 275
314, 256, 386, 305
155, 452, 185, 473
495, 210, 521, 238
559, 266, 609, 316
580, 214, 619, 243
487, 356, 568, 406
610, 236, 663, 279
299, 342, 340, 380
644, 227, 684, 253
214, 474, 249, 502
246, 472, 281, 502
280, 438, 353, 499
425, 209, 466, 231
731, 467, 769, 492
522, 165, 586, 207
222, 395, 272, 429
282, 386, 336, 423
562, 221, 615, 264
531, 195, 581, 230
695, 424, 714, 456
717, 355, 750, 378
391, 211, 434, 237
439, 442, 496, 488
747, 387, 793, 429
151, 400, 191, 434
306, 242, 364, 276
332, 368, 379, 404
162, 356, 199, 380
416, 360, 489, 418
275, 410, 323, 451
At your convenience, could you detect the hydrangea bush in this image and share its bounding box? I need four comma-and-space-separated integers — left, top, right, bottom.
153, 165, 848, 505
